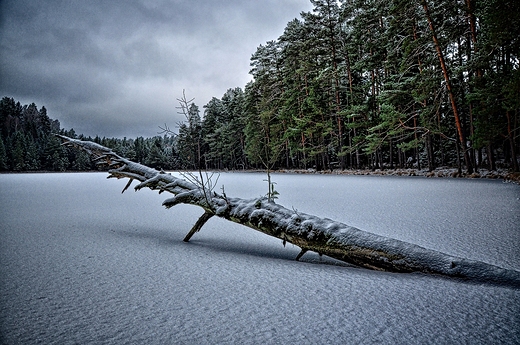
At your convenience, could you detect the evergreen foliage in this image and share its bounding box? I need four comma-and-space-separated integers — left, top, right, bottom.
2, 0, 518, 173
0, 97, 178, 171
238, 0, 519, 172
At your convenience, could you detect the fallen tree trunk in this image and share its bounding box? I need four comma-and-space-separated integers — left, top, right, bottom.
58, 135, 520, 288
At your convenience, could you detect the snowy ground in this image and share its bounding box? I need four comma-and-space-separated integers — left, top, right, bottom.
1, 172, 519, 344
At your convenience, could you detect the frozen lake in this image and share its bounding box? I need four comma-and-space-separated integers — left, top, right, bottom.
1, 172, 519, 344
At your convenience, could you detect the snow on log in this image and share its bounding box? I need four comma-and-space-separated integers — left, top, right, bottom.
57, 135, 520, 288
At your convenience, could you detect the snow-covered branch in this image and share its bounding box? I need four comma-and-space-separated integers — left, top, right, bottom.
57, 135, 520, 288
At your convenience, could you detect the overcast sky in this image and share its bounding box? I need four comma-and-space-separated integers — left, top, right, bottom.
0, 0, 313, 138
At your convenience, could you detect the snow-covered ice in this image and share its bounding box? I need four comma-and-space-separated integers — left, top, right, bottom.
1, 172, 519, 344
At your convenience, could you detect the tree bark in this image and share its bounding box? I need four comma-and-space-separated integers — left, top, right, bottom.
184, 210, 214, 242
421, 0, 473, 173
57, 135, 519, 287
507, 110, 519, 172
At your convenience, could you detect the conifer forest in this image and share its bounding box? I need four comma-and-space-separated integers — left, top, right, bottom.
1, 0, 518, 173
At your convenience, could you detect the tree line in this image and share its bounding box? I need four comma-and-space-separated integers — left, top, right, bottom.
0, 97, 70, 171
2, 0, 518, 173
0, 97, 179, 171
239, 0, 519, 173
175, 0, 519, 173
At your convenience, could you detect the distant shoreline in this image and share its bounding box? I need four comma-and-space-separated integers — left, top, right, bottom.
3, 167, 519, 183
271, 167, 520, 184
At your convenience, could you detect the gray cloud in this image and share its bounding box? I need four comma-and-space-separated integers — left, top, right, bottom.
0, 0, 313, 138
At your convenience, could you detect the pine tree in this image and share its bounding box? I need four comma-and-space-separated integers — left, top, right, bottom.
146, 137, 169, 169
0, 134, 8, 170
9, 131, 26, 171
25, 136, 40, 170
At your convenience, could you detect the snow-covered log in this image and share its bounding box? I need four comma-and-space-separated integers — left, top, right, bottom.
57, 135, 520, 288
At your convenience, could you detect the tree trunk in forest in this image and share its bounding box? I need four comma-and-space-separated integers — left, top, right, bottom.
465, 0, 482, 173
353, 120, 360, 169
487, 144, 496, 171
439, 136, 445, 167
507, 111, 519, 171
455, 140, 462, 175
426, 133, 434, 172
389, 138, 394, 169
414, 116, 421, 170
56, 135, 520, 287
421, 0, 473, 174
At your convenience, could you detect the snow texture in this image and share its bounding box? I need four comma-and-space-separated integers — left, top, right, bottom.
57, 135, 520, 282
216, 189, 520, 286
1, 172, 519, 344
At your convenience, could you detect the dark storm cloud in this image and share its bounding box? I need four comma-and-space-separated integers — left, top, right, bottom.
0, 0, 312, 138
